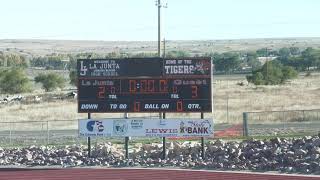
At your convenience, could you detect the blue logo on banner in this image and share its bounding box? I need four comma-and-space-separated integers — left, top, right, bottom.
87, 120, 104, 132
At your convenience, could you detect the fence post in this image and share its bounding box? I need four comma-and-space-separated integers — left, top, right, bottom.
87, 113, 91, 158
226, 95, 229, 122
47, 121, 49, 146
9, 122, 12, 145
124, 112, 129, 159
201, 112, 205, 160
125, 137, 129, 159
243, 112, 249, 137
162, 112, 166, 160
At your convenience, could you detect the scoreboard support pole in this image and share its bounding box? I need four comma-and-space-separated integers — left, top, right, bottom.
162, 112, 166, 160
201, 112, 205, 160
125, 137, 129, 159
124, 113, 129, 159
87, 113, 91, 158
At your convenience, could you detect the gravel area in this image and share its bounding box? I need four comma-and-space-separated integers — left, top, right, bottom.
0, 136, 320, 174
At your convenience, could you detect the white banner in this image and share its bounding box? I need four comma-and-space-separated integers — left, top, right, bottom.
79, 118, 214, 137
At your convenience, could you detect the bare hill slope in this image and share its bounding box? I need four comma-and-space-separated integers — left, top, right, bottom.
1, 37, 320, 56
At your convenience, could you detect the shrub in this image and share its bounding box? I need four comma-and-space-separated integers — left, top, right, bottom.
281, 66, 298, 82
247, 61, 298, 85
0, 68, 32, 94
305, 71, 311, 77
35, 73, 65, 91
69, 70, 77, 86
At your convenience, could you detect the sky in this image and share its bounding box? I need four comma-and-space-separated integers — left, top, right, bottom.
0, 0, 319, 41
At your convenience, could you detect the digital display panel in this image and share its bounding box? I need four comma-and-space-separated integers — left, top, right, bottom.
77, 58, 212, 113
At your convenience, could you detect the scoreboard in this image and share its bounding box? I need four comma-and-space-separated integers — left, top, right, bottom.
77, 58, 212, 113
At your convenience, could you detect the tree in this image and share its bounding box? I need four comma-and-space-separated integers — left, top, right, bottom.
278, 47, 291, 61
247, 71, 264, 85
247, 61, 298, 85
286, 56, 305, 71
35, 73, 65, 91
223, 52, 241, 72
261, 61, 284, 85
67, 56, 77, 70
106, 52, 122, 58
31, 54, 70, 70
69, 70, 77, 86
301, 47, 320, 70
281, 66, 298, 82
0, 68, 32, 94
0, 53, 29, 68
246, 52, 261, 70
47, 56, 64, 70
0, 52, 5, 66
209, 52, 241, 73
256, 48, 268, 57
130, 52, 157, 58
30, 56, 48, 67
166, 50, 190, 58
213, 52, 240, 73
289, 47, 300, 56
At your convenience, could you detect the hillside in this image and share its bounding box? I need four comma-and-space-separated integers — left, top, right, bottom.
1, 37, 320, 56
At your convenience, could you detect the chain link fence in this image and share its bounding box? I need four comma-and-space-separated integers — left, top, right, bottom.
0, 120, 145, 147
2, 109, 319, 147
243, 109, 320, 137
0, 120, 80, 147
0, 119, 244, 147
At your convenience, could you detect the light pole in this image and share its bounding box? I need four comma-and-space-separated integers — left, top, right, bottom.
162, 38, 166, 58
155, 0, 167, 57
155, 0, 167, 160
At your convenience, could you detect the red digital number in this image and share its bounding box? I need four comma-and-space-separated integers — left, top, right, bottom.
177, 100, 183, 112
98, 86, 105, 99
141, 80, 147, 92
159, 80, 168, 92
191, 85, 198, 98
172, 86, 178, 93
129, 80, 136, 93
147, 80, 155, 92
134, 101, 140, 112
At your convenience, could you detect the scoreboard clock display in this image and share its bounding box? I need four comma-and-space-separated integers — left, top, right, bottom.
77, 58, 212, 113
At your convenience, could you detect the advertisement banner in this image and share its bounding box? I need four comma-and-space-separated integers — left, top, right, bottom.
78, 118, 214, 137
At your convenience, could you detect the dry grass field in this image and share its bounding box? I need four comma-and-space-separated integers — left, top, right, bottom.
213, 73, 320, 123
1, 38, 320, 128
1, 72, 320, 126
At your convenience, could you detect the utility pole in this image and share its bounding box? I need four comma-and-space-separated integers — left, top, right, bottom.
265, 48, 268, 81
163, 38, 166, 58
156, 1, 167, 160
265, 47, 270, 81
155, 0, 167, 57
156, 0, 167, 120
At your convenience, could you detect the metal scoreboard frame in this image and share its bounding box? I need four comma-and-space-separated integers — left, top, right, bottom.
77, 57, 212, 113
